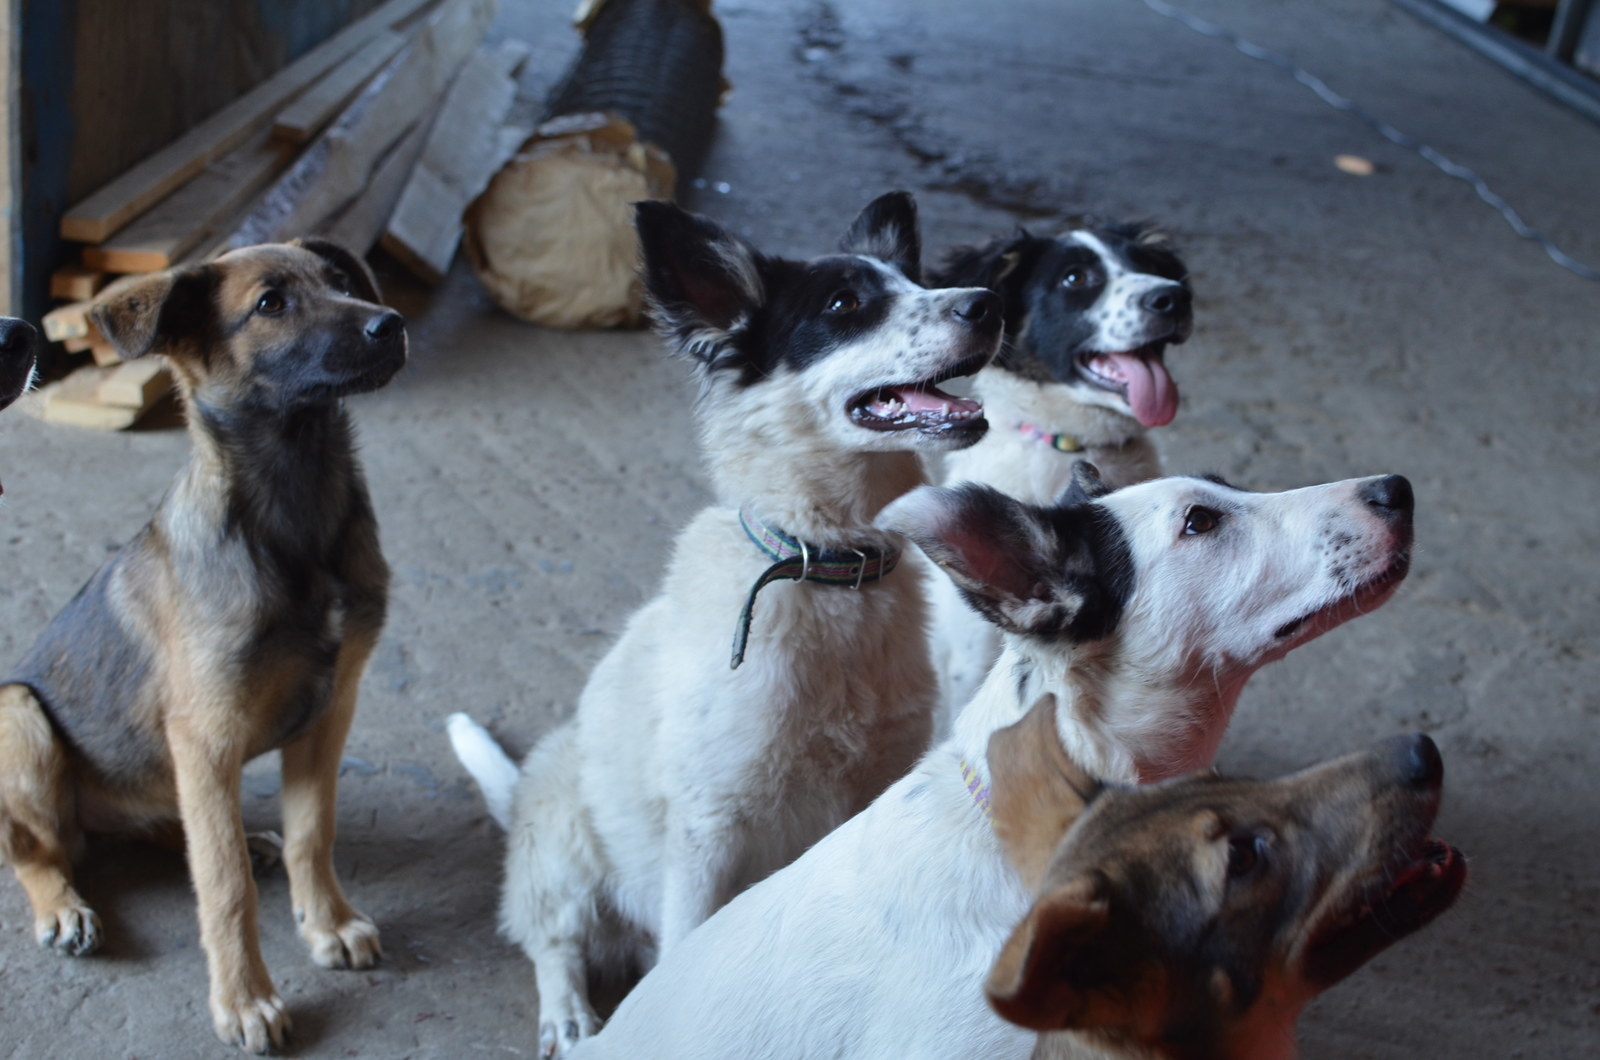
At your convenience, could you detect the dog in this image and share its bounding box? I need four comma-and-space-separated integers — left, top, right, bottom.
564, 465, 1416, 1059
0, 314, 40, 496
0, 315, 39, 412
930, 224, 1193, 715
0, 239, 406, 1053
447, 191, 1001, 1057
985, 699, 1466, 1059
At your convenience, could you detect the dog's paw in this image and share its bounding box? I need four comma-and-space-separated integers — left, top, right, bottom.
539, 999, 599, 1058
35, 903, 102, 956
245, 830, 284, 877
212, 991, 291, 1054
303, 911, 381, 970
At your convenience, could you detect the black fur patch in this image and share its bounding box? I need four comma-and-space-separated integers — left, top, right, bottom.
904, 483, 1135, 642
635, 195, 930, 388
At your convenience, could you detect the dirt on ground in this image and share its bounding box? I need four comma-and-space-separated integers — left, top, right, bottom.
1, 1, 1596, 1057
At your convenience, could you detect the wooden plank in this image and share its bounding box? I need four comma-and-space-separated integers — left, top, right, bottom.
272, 29, 410, 144
60, 0, 440, 244
61, 333, 93, 355
322, 104, 439, 254
227, 0, 497, 249
88, 333, 123, 367
50, 264, 109, 301
83, 130, 296, 274
35, 367, 141, 430
380, 39, 530, 285
97, 359, 173, 409
42, 301, 91, 343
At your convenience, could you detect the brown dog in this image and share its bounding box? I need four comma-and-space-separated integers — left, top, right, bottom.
984, 699, 1467, 1059
0, 239, 405, 1053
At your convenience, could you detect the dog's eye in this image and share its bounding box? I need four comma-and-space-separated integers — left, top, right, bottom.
1227, 835, 1265, 878
1061, 267, 1095, 289
1183, 506, 1222, 535
255, 290, 287, 316
825, 290, 860, 314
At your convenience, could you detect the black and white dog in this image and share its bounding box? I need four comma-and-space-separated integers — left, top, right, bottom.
0, 316, 39, 413
930, 224, 1193, 713
1, 316, 41, 497
449, 193, 1001, 1056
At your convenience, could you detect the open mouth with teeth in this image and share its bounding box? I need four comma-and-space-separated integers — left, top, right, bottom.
1271, 552, 1412, 643
1302, 837, 1467, 987
1075, 342, 1178, 427
848, 352, 990, 437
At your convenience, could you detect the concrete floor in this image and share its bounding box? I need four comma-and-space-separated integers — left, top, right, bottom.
2, 0, 1598, 1056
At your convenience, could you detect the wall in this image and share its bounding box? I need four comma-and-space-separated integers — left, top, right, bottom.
10, 0, 384, 320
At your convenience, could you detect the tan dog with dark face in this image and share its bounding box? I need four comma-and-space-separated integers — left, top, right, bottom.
985, 699, 1467, 1059
0, 240, 405, 1053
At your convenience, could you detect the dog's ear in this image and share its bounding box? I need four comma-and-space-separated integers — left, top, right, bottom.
291, 237, 383, 304
1055, 461, 1112, 506
877, 483, 1131, 641
986, 695, 1086, 891
635, 200, 765, 364
985, 875, 1117, 1032
89, 268, 214, 361
985, 877, 1164, 1031
935, 233, 1029, 294
840, 191, 921, 283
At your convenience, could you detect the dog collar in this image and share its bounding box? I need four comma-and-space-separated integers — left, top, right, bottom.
1017, 421, 1087, 453
730, 507, 902, 669
1017, 422, 1140, 454
959, 758, 994, 820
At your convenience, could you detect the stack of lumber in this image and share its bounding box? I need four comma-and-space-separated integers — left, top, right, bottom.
36, 0, 528, 430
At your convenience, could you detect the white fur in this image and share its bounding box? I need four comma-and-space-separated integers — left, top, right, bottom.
451, 246, 999, 1055
566, 472, 1411, 1060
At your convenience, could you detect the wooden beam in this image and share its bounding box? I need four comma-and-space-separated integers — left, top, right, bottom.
83, 130, 296, 274
59, 0, 440, 244
50, 264, 109, 301
380, 39, 530, 285
322, 105, 439, 255
34, 367, 141, 430
272, 29, 410, 145
42, 301, 91, 343
228, 0, 496, 249
97, 359, 173, 409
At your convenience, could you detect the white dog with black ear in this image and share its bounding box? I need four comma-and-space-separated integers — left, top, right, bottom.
448, 192, 1002, 1057
565, 466, 1416, 1060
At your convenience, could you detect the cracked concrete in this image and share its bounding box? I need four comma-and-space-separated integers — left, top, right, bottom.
1, 0, 1597, 1056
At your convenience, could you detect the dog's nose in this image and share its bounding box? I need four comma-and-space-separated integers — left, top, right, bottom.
1390, 733, 1443, 789
952, 290, 1000, 329
1359, 475, 1413, 516
0, 316, 38, 355
1140, 284, 1191, 317
364, 311, 404, 344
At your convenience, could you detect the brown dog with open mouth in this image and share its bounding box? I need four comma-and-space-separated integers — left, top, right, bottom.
0, 239, 404, 1053
986, 698, 1467, 1059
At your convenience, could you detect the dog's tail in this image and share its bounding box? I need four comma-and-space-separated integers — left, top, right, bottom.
446, 713, 519, 831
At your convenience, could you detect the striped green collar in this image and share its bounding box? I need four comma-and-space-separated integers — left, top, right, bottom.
729, 507, 902, 669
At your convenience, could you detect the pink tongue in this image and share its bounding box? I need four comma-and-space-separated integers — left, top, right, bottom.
892, 385, 980, 416
1098, 353, 1179, 427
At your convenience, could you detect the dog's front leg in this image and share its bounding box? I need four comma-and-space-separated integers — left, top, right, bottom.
169, 716, 289, 1054
658, 813, 739, 953
279, 626, 380, 971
